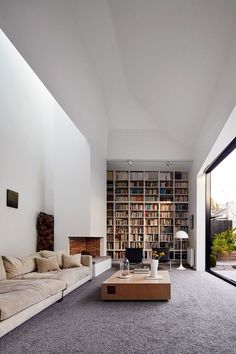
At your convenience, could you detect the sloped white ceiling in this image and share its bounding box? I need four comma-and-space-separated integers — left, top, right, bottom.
108, 0, 236, 149
0, 0, 236, 161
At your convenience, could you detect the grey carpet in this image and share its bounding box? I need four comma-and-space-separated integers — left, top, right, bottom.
0, 268, 236, 354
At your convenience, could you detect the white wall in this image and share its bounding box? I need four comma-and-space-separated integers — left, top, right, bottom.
43, 102, 55, 216
0, 30, 45, 255
195, 109, 236, 270
189, 33, 236, 270
0, 1, 108, 241
107, 129, 191, 161
90, 149, 106, 255
0, 30, 92, 256
54, 105, 90, 251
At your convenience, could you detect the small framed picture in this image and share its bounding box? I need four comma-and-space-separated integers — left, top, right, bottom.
6, 189, 19, 208
190, 214, 194, 229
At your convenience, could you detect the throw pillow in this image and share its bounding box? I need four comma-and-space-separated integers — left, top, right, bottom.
0, 256, 6, 280
40, 250, 67, 268
36, 256, 60, 273
3, 255, 37, 278
62, 254, 82, 268
40, 250, 55, 258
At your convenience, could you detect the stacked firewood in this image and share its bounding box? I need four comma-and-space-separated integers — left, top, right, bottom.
36, 212, 54, 251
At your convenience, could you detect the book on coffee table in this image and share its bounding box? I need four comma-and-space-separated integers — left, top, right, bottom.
133, 268, 150, 274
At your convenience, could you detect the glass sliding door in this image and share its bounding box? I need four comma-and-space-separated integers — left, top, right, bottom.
205, 138, 236, 285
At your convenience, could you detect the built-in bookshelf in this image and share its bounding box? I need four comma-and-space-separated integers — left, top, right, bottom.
106, 170, 189, 261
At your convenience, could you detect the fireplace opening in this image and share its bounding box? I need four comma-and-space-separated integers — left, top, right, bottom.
69, 237, 102, 258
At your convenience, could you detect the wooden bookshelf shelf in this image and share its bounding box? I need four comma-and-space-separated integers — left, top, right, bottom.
106, 170, 189, 261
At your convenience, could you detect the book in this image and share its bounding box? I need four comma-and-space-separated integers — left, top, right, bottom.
134, 268, 150, 274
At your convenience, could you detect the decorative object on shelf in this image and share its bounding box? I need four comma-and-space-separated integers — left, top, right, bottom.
174, 230, 189, 270
120, 258, 130, 278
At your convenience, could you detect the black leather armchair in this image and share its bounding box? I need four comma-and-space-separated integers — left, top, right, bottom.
125, 248, 143, 267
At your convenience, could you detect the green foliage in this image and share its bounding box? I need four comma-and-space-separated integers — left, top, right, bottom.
211, 227, 236, 258
210, 254, 217, 267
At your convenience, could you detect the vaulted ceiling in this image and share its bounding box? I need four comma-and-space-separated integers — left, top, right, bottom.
108, 0, 236, 148
1, 0, 236, 160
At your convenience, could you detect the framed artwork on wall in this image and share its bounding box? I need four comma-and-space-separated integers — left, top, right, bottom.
6, 189, 19, 208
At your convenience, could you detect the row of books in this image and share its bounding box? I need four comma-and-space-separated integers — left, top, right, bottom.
160, 226, 173, 233
175, 182, 188, 188
113, 196, 189, 202
130, 219, 143, 226
146, 219, 158, 226
145, 212, 159, 218
108, 228, 189, 236
108, 214, 188, 223
109, 185, 188, 192
129, 235, 144, 242
115, 235, 128, 241
108, 234, 189, 245
160, 219, 173, 226
175, 219, 188, 226
175, 196, 188, 202
115, 212, 128, 218
130, 204, 143, 211
130, 181, 143, 187
175, 188, 188, 195
130, 212, 143, 218
108, 171, 188, 181
109, 200, 188, 207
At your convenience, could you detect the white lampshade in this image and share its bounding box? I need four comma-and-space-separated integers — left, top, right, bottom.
174, 230, 189, 239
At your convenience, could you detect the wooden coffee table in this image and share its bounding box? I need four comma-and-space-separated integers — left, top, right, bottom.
101, 271, 171, 300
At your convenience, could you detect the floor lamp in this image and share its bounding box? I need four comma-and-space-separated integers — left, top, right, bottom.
174, 230, 189, 270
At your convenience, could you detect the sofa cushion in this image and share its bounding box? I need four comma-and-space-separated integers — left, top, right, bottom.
0, 278, 66, 320
12, 266, 91, 287
14, 272, 55, 280
50, 266, 91, 286
0, 257, 6, 280
36, 257, 60, 273
81, 255, 93, 268
2, 255, 37, 279
63, 254, 82, 268
40, 250, 66, 268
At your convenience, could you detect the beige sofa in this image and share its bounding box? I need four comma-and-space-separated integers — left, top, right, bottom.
0, 250, 92, 338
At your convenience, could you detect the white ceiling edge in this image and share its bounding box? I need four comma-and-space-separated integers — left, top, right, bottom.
107, 159, 193, 171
